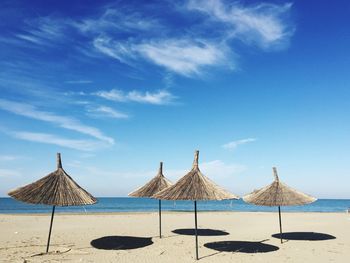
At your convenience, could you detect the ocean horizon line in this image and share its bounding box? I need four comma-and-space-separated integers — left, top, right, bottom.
1, 197, 349, 214
1, 197, 349, 200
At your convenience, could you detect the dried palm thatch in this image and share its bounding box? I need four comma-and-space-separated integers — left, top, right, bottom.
129, 162, 172, 197
8, 153, 96, 206
8, 153, 96, 253
243, 167, 317, 244
153, 151, 239, 201
243, 167, 316, 206
128, 162, 172, 238
153, 151, 239, 260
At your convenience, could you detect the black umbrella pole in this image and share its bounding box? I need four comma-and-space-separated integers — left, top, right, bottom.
159, 199, 162, 238
46, 205, 56, 253
278, 206, 283, 244
194, 201, 198, 260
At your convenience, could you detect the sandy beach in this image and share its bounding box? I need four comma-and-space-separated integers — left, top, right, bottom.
0, 212, 349, 262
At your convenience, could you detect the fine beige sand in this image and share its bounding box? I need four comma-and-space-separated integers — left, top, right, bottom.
0, 212, 349, 262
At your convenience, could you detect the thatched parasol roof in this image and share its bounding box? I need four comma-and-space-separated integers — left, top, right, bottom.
128, 162, 172, 198
243, 167, 316, 206
153, 151, 239, 201
8, 153, 97, 206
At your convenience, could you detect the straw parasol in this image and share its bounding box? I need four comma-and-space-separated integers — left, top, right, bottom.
8, 153, 97, 253
243, 167, 316, 243
154, 150, 239, 260
128, 162, 172, 238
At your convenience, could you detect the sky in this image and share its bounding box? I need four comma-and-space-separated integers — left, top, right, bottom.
0, 0, 349, 198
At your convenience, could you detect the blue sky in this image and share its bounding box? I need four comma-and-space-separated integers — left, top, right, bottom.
0, 0, 349, 198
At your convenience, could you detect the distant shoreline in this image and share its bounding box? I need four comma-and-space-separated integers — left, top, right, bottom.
1, 210, 348, 216
1, 197, 349, 199
1, 198, 350, 214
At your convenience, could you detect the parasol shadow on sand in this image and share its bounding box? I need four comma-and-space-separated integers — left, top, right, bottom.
8, 153, 97, 253
172, 228, 229, 236
153, 150, 239, 260
272, 232, 336, 241
243, 167, 317, 244
204, 240, 279, 253
129, 162, 172, 238
90, 236, 153, 250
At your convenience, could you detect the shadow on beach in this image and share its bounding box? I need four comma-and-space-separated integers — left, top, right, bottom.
90, 236, 153, 250
272, 232, 336, 241
172, 228, 229, 236
204, 241, 279, 253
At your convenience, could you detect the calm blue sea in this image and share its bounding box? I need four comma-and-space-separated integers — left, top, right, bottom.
0, 198, 349, 214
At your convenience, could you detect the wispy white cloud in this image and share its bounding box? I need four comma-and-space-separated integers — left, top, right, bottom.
136, 39, 229, 76
11, 131, 106, 151
7, 1, 293, 78
0, 99, 114, 144
222, 138, 257, 151
74, 8, 160, 34
16, 34, 43, 45
86, 1, 292, 76
187, 0, 293, 49
16, 16, 67, 46
92, 37, 135, 64
0, 168, 20, 177
91, 36, 230, 76
87, 106, 129, 119
94, 89, 175, 105
128, 90, 175, 105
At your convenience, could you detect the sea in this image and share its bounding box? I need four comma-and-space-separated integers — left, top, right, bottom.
0, 198, 349, 214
